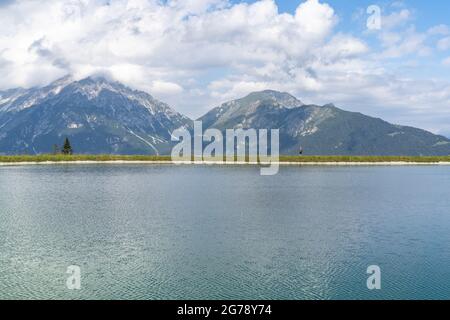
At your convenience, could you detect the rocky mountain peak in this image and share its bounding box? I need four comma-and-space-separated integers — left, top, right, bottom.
243, 90, 303, 108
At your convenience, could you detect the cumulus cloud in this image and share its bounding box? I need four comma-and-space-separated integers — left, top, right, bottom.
379, 28, 432, 58
0, 0, 344, 107
438, 37, 450, 51
381, 8, 413, 30
0, 0, 450, 135
428, 24, 450, 36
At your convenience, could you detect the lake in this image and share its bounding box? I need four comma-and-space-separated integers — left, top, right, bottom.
0, 164, 450, 300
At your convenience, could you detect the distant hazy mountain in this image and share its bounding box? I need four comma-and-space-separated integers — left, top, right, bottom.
0, 76, 191, 155
199, 90, 450, 156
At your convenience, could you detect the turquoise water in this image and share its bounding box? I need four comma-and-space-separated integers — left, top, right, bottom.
0, 165, 450, 300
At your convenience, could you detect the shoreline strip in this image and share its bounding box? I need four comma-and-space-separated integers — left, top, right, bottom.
1, 160, 450, 166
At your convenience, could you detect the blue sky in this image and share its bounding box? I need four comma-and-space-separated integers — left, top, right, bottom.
0, 0, 450, 135
240, 0, 450, 27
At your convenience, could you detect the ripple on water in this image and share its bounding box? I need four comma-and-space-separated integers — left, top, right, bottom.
1, 165, 450, 299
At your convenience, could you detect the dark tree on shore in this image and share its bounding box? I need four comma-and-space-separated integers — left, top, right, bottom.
61, 138, 73, 155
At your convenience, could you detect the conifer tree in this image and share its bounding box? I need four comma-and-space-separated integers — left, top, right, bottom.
62, 138, 73, 155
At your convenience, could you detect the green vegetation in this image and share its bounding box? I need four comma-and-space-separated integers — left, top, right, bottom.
0, 155, 172, 163
278, 155, 450, 163
0, 154, 450, 163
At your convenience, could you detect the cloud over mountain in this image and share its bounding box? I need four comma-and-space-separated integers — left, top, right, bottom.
0, 0, 450, 135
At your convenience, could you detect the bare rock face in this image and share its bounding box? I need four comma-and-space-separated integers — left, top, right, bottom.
0, 76, 192, 155
199, 91, 450, 156
1, 78, 450, 156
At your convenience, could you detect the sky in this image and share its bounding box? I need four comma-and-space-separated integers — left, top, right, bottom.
0, 0, 450, 136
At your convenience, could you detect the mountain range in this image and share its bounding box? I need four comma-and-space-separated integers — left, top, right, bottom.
0, 76, 190, 155
1, 76, 450, 156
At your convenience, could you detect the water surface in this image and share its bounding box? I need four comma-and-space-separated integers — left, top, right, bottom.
0, 165, 450, 299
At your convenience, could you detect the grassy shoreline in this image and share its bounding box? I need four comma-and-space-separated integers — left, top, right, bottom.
1, 154, 450, 163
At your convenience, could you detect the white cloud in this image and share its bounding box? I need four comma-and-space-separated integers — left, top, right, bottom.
0, 0, 449, 135
381, 9, 412, 30
294, 0, 336, 39
438, 37, 450, 51
0, 0, 343, 109
379, 27, 432, 58
150, 80, 184, 95
428, 24, 450, 36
